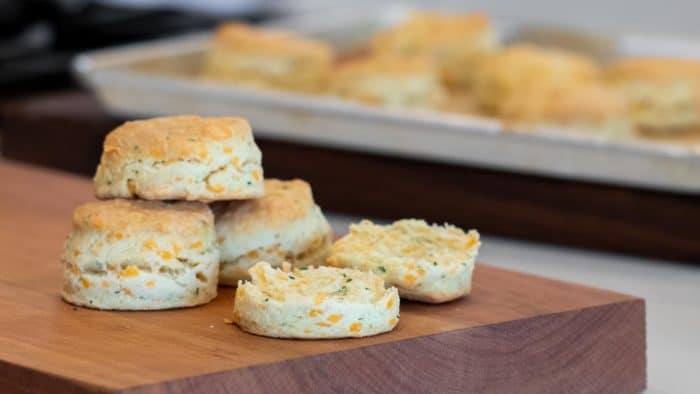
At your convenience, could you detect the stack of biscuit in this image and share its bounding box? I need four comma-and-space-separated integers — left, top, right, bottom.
61, 115, 334, 311
61, 115, 482, 339
61, 115, 266, 310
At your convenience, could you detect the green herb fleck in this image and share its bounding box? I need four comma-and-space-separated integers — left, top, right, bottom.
346, 278, 352, 283
433, 262, 438, 266
265, 298, 269, 302
341, 273, 347, 277
336, 285, 348, 295
299, 267, 308, 270
378, 266, 386, 273
288, 275, 296, 280
396, 314, 400, 319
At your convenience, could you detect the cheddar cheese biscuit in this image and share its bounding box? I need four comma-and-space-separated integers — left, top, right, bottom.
471, 45, 630, 136
215, 179, 332, 286
203, 22, 333, 93
372, 11, 497, 89
327, 219, 480, 303
93, 115, 264, 201
233, 262, 400, 338
329, 54, 446, 108
61, 199, 219, 310
607, 57, 700, 135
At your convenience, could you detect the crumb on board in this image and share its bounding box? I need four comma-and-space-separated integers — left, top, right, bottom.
223, 318, 233, 325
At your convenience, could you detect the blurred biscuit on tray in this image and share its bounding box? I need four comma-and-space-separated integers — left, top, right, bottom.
371, 11, 498, 90
606, 57, 700, 138
470, 44, 631, 137
329, 53, 446, 109
203, 22, 333, 93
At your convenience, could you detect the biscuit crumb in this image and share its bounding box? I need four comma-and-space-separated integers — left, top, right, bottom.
223, 318, 233, 324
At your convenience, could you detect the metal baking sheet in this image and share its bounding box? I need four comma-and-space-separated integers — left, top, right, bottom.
72, 4, 700, 194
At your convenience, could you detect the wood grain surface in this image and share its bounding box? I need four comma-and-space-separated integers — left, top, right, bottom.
1, 90, 698, 262
0, 161, 645, 393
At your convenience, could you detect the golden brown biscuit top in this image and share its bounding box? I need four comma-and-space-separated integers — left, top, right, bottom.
372, 11, 491, 52
606, 57, 700, 81
213, 22, 332, 60
101, 115, 251, 162
334, 54, 437, 77
73, 199, 213, 235
217, 179, 315, 231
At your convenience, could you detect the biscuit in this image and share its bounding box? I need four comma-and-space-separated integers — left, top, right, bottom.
233, 262, 400, 338
440, 88, 478, 115
606, 57, 700, 135
93, 115, 264, 202
215, 179, 333, 286
507, 82, 632, 137
326, 219, 480, 303
329, 54, 446, 108
61, 199, 219, 310
471, 45, 600, 115
203, 22, 333, 93
372, 11, 497, 89
470, 45, 630, 135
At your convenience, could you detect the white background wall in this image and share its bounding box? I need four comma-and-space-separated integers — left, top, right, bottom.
278, 0, 700, 39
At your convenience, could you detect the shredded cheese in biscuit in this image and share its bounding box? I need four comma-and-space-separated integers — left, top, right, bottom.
329, 219, 479, 269
233, 262, 400, 338
327, 219, 480, 303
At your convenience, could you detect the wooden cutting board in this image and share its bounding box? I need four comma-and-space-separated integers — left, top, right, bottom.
0, 161, 646, 393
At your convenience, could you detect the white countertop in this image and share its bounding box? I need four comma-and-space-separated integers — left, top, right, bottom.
328, 213, 700, 394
